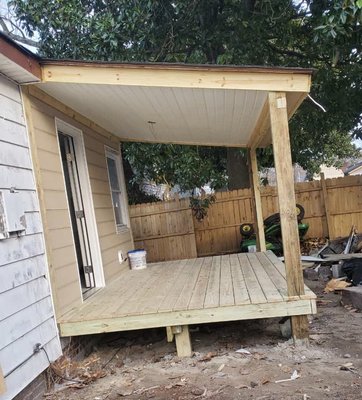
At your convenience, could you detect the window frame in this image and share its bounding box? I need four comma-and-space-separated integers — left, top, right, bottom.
105, 146, 129, 234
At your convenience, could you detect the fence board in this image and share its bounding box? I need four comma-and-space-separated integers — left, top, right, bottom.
130, 175, 362, 262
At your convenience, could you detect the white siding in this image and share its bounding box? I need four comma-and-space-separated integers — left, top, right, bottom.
0, 75, 61, 400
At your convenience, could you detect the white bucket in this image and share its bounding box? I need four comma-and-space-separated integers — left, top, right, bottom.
128, 249, 147, 270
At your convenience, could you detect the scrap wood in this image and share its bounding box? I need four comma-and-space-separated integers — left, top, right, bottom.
275, 370, 300, 383
324, 278, 351, 293
339, 363, 360, 375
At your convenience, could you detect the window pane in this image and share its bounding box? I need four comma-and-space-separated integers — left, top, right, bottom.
106, 157, 120, 190
112, 191, 123, 225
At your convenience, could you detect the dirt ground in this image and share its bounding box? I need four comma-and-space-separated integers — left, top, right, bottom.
47, 279, 362, 400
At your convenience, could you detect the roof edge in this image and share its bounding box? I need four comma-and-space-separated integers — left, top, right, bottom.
41, 59, 315, 75
0, 31, 41, 80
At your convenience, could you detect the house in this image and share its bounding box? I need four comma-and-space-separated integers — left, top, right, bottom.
1, 32, 316, 398
0, 34, 61, 399
344, 161, 362, 176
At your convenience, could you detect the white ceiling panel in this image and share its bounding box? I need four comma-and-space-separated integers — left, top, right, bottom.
36, 82, 267, 147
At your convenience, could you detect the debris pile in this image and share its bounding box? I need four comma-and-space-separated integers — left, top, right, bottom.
302, 226, 362, 308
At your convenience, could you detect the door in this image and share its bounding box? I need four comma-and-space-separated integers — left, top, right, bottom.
58, 132, 95, 292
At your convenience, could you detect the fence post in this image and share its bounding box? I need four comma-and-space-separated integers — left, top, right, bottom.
320, 172, 333, 238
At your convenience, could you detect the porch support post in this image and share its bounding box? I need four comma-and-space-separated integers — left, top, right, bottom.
172, 325, 192, 357
248, 148, 266, 251
268, 91, 309, 342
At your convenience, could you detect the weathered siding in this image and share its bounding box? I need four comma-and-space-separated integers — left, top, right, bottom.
0, 75, 61, 400
23, 91, 134, 317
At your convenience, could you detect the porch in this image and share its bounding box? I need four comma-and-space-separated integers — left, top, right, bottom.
58, 251, 316, 356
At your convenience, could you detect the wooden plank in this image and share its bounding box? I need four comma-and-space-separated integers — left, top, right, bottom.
174, 325, 192, 357
247, 253, 284, 302
219, 255, 235, 307
320, 172, 333, 238
204, 256, 221, 308
142, 260, 187, 314
255, 252, 288, 299
59, 298, 316, 337
173, 258, 204, 311
248, 148, 266, 251
42, 64, 312, 92
237, 253, 266, 304
229, 253, 250, 305
188, 257, 213, 310
158, 259, 197, 312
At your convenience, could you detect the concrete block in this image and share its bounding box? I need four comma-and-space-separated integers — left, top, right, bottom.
341, 287, 362, 310
303, 268, 318, 281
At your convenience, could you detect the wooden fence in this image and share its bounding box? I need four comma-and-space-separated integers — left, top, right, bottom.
129, 174, 362, 262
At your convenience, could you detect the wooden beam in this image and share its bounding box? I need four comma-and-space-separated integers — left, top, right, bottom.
248, 148, 266, 251
268, 91, 309, 341
41, 64, 312, 93
320, 172, 333, 238
248, 98, 270, 148
172, 325, 192, 357
58, 298, 316, 337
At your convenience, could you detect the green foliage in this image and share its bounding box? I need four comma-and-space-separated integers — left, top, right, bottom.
190, 194, 216, 222
9, 0, 362, 197
123, 143, 227, 193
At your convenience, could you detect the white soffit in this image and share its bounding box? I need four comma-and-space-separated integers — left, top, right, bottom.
36, 82, 268, 147
0, 53, 40, 83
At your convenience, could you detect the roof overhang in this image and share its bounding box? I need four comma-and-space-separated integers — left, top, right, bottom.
0, 32, 41, 83
34, 61, 312, 148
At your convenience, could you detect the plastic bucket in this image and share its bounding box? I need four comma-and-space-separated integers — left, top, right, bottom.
128, 249, 147, 270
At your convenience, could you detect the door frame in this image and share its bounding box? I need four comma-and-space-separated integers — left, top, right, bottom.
55, 118, 105, 291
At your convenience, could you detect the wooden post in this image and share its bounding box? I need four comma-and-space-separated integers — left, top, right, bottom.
248, 148, 266, 251
172, 325, 192, 357
268, 92, 309, 342
320, 172, 333, 238
166, 326, 174, 342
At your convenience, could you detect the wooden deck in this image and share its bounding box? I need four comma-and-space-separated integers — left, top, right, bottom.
58, 251, 316, 340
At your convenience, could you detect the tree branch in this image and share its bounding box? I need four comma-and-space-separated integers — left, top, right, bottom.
0, 17, 39, 47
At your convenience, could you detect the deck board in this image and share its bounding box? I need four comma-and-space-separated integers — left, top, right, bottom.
188, 257, 213, 310
173, 258, 204, 311
219, 255, 235, 307
229, 253, 250, 305
58, 252, 317, 337
247, 253, 284, 303
238, 253, 267, 304
158, 259, 197, 312
204, 256, 221, 308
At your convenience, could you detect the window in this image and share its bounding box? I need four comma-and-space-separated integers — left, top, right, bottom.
105, 148, 129, 232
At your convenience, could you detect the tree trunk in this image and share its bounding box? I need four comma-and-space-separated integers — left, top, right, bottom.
227, 148, 250, 190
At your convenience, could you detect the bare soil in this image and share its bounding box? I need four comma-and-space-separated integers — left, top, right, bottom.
47, 279, 362, 400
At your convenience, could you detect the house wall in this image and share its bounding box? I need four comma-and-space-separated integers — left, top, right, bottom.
0, 75, 61, 399
23, 90, 134, 318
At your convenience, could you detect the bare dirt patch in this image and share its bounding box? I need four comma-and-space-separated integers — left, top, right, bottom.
46, 280, 362, 400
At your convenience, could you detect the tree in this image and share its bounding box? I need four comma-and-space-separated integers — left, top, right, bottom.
8, 0, 362, 200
